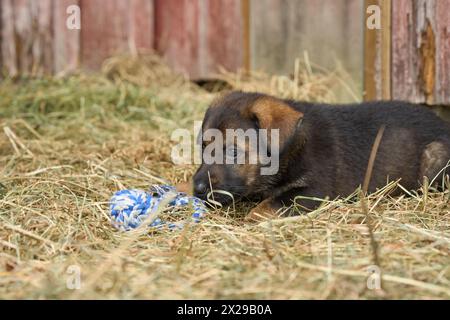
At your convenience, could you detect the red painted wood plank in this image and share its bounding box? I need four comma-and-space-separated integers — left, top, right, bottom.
154, 0, 200, 78
80, 0, 153, 71
155, 0, 245, 79
391, 0, 450, 104
435, 0, 450, 104
129, 0, 154, 53
53, 0, 80, 74
80, 0, 128, 70
391, 0, 419, 101
0, 0, 3, 73
205, 0, 244, 76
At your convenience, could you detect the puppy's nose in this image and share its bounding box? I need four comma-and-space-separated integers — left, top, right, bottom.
194, 182, 207, 195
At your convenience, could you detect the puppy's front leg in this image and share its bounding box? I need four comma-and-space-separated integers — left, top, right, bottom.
244, 198, 282, 222
245, 187, 324, 222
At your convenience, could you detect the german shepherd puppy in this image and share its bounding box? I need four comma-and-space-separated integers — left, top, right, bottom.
193, 91, 450, 220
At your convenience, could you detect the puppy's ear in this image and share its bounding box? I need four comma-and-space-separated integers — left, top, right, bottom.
247, 97, 304, 151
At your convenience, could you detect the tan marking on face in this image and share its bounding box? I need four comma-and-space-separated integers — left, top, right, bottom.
247, 97, 303, 148
223, 127, 261, 187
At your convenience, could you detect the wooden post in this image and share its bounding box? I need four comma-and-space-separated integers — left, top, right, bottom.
241, 0, 250, 73
0, 1, 2, 75
364, 0, 391, 101
53, 0, 81, 75
381, 0, 391, 100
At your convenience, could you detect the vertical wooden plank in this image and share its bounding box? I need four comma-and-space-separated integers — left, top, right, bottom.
381, 0, 391, 99
128, 0, 154, 54
241, 0, 250, 73
205, 0, 244, 76
81, 0, 128, 70
81, 0, 154, 71
251, 0, 363, 74
391, 0, 418, 101
11, 0, 33, 75
252, 0, 364, 102
0, 0, 3, 74
0, 0, 54, 76
391, 0, 447, 104
344, 0, 365, 82
416, 0, 437, 105
13, 0, 32, 74
155, 0, 245, 79
32, 0, 54, 74
364, 0, 378, 100
364, 0, 391, 101
154, 0, 200, 77
435, 0, 450, 104
53, 0, 80, 74
0, 0, 18, 76
250, 0, 287, 73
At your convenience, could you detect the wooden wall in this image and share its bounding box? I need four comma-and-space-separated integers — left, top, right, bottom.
0, 0, 246, 79
0, 0, 154, 76
251, 0, 363, 79
251, 0, 364, 101
154, 0, 245, 79
0, 0, 449, 104
365, 0, 450, 104
81, 0, 154, 70
1, 0, 55, 76
0, 0, 362, 81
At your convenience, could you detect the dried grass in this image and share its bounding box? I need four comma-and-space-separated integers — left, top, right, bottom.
0, 54, 449, 299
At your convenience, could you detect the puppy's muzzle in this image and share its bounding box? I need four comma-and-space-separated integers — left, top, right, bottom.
194, 181, 208, 198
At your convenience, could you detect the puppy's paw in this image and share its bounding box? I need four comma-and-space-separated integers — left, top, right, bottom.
176, 181, 192, 195
245, 199, 279, 223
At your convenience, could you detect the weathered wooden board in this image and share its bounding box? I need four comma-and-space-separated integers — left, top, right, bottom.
80, 0, 154, 71
154, 0, 200, 77
0, 0, 15, 75
1, 0, 449, 105
391, 0, 450, 104
434, 0, 450, 104
204, 0, 244, 77
34, 0, 54, 74
154, 0, 245, 79
53, 0, 80, 74
0, 0, 54, 75
1, 0, 31, 75
129, 0, 155, 53
391, 0, 433, 103
364, 0, 391, 101
0, 3, 1, 73
251, 0, 364, 99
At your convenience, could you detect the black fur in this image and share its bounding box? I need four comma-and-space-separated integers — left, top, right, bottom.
193, 91, 450, 212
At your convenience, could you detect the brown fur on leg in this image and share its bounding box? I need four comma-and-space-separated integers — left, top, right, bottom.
176, 181, 192, 195
420, 140, 450, 186
245, 198, 280, 223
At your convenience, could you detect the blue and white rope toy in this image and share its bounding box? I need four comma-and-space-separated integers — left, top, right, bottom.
109, 185, 207, 231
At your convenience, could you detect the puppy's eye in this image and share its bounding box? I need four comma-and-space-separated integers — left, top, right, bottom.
226, 146, 239, 159
253, 115, 260, 129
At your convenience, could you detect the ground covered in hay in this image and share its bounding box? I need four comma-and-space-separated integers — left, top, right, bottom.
0, 55, 449, 299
